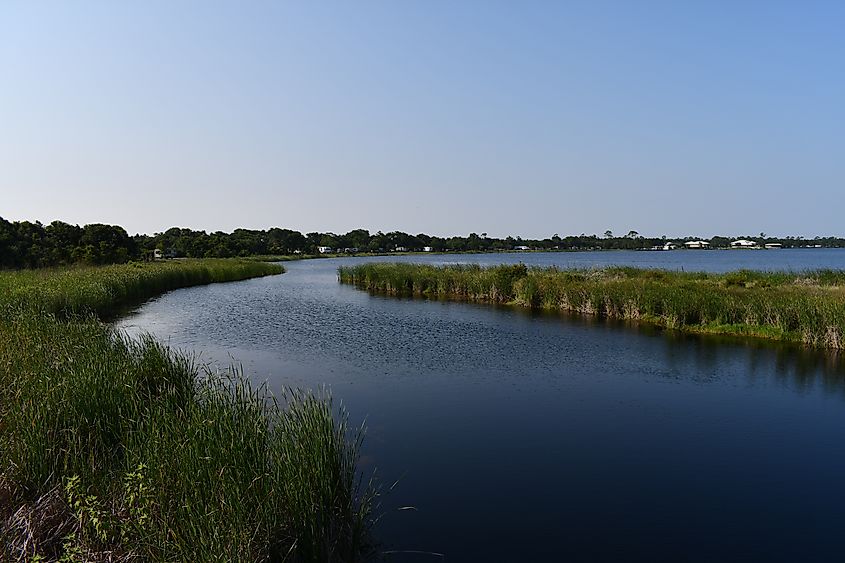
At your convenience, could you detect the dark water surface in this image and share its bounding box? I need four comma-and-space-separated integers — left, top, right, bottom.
116, 250, 845, 562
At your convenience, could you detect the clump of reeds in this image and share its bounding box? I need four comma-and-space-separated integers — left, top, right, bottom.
339, 263, 845, 350
338, 262, 529, 302
0, 260, 377, 562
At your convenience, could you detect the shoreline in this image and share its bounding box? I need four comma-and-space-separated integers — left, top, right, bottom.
250, 246, 845, 263
1, 259, 377, 561
339, 263, 845, 351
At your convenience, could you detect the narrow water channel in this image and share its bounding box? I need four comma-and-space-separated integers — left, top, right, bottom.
116, 251, 845, 562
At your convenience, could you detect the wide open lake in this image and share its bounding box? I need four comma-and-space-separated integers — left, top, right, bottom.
117, 250, 845, 562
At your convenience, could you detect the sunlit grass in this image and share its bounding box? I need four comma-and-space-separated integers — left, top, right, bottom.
0, 258, 283, 318
339, 263, 845, 349
1, 260, 377, 561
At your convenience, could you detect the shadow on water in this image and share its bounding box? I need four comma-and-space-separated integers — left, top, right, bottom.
374, 289, 845, 401
660, 328, 845, 397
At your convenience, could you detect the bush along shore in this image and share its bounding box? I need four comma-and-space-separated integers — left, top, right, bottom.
1, 260, 379, 562
339, 263, 845, 350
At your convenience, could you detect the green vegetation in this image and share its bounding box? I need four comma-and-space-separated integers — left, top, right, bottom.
0, 258, 283, 318
4, 215, 843, 269
1, 260, 377, 561
339, 263, 845, 350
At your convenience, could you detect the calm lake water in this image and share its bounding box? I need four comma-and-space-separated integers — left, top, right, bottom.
116, 250, 845, 562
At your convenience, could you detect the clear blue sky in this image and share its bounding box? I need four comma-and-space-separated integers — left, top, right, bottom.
1, 1, 842, 237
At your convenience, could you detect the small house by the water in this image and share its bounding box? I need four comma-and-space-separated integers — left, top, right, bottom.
765, 243, 782, 249
648, 242, 677, 251
317, 246, 333, 254
731, 239, 757, 248
423, 246, 433, 252
684, 240, 710, 249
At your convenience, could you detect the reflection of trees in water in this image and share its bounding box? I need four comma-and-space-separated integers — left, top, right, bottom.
660, 330, 845, 399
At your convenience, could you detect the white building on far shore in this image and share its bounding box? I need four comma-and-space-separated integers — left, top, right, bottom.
731, 239, 757, 248
649, 242, 677, 251
684, 240, 710, 249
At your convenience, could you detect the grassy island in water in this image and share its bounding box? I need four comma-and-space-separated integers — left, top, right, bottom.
1, 259, 377, 562
339, 263, 845, 350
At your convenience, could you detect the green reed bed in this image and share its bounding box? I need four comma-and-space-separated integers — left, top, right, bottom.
0, 258, 282, 318
339, 263, 845, 349
1, 260, 376, 562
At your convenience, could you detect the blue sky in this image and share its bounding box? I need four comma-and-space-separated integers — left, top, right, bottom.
1, 1, 842, 237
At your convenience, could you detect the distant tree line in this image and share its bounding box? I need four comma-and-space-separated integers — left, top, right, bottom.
129, 227, 845, 257
2, 216, 844, 269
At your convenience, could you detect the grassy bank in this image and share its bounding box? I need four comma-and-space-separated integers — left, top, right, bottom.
1, 260, 377, 561
0, 258, 283, 318
339, 263, 845, 349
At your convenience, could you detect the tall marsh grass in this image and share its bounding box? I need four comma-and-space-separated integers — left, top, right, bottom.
339, 263, 845, 350
0, 258, 282, 318
1, 260, 377, 561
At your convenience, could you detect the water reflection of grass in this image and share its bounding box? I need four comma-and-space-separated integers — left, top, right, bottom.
1, 260, 377, 561
339, 263, 845, 350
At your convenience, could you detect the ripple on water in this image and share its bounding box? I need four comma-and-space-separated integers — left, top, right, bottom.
115, 253, 845, 562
